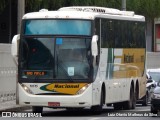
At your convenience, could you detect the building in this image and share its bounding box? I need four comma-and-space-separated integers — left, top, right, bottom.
154, 18, 160, 52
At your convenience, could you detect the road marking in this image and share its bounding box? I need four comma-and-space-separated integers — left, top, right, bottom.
88, 118, 100, 120
136, 109, 150, 111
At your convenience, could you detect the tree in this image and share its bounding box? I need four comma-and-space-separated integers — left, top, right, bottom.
127, 0, 160, 20
25, 0, 121, 12
127, 0, 160, 51
25, 0, 42, 12
0, 0, 8, 13
25, 0, 71, 12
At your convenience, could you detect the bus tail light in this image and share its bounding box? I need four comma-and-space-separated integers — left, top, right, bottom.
21, 84, 33, 94
76, 84, 90, 95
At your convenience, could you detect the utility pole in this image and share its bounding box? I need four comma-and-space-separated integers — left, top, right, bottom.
17, 0, 25, 33
9, 0, 12, 43
122, 0, 126, 11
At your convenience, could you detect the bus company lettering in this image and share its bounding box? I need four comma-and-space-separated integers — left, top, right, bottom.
54, 84, 79, 88
124, 54, 134, 63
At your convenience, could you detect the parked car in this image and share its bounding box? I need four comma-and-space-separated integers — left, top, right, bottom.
147, 68, 160, 85
147, 69, 160, 114
137, 72, 155, 106
151, 81, 160, 114
146, 73, 156, 103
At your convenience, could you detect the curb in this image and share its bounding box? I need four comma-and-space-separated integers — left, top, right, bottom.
0, 101, 31, 113
0, 106, 31, 112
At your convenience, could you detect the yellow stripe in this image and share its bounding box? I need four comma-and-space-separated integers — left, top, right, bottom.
46, 83, 88, 95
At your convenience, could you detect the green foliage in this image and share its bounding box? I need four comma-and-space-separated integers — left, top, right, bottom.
105, 0, 121, 9
25, 0, 42, 12
0, 0, 8, 12
127, 0, 160, 19
24, 0, 160, 19
70, 0, 121, 8
25, 0, 71, 12
142, 0, 160, 19
0, 0, 160, 19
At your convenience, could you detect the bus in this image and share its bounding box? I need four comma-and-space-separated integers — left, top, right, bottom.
11, 6, 146, 113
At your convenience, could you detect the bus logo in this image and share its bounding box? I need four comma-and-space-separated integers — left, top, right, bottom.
54, 84, 79, 88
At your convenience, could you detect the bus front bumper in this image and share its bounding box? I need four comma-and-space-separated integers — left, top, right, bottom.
18, 83, 93, 108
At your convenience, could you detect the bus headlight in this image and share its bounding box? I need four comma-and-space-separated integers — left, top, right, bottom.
21, 84, 33, 94
76, 84, 90, 95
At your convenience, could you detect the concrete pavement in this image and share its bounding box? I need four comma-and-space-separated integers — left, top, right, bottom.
0, 100, 31, 112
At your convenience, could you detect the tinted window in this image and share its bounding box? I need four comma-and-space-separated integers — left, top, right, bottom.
100, 19, 145, 48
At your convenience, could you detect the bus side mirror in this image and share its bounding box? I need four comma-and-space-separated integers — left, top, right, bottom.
91, 35, 98, 57
11, 34, 20, 65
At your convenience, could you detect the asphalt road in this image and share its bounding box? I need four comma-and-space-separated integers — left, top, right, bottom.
1, 104, 159, 120
39, 104, 152, 117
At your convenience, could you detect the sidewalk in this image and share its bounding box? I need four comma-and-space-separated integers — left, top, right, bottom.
0, 100, 31, 112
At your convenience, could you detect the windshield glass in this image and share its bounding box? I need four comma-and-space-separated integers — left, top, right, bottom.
148, 72, 160, 82
21, 37, 92, 80
24, 20, 91, 36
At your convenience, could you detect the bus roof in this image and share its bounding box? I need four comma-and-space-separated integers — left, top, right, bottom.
23, 6, 145, 21
23, 10, 99, 20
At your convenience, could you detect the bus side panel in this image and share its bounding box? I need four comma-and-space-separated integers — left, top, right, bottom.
92, 78, 103, 106
99, 48, 146, 104
113, 48, 146, 101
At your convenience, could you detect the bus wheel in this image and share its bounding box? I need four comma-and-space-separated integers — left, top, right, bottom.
132, 90, 136, 109
32, 106, 43, 114
114, 103, 123, 110
91, 90, 104, 114
123, 87, 134, 110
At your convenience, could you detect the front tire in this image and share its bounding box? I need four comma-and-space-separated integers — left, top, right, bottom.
113, 103, 123, 110
91, 90, 104, 114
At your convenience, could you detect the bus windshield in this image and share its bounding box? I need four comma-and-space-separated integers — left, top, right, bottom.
24, 19, 91, 36
21, 37, 92, 81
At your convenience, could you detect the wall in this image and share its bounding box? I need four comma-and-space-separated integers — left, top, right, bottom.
146, 20, 153, 52
0, 44, 16, 102
147, 52, 160, 69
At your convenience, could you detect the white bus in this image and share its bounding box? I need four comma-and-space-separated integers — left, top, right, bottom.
11, 6, 146, 113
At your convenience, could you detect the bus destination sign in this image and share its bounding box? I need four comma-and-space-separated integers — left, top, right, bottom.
24, 71, 47, 76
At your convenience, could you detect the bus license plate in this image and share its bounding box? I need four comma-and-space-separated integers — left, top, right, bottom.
48, 102, 60, 107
